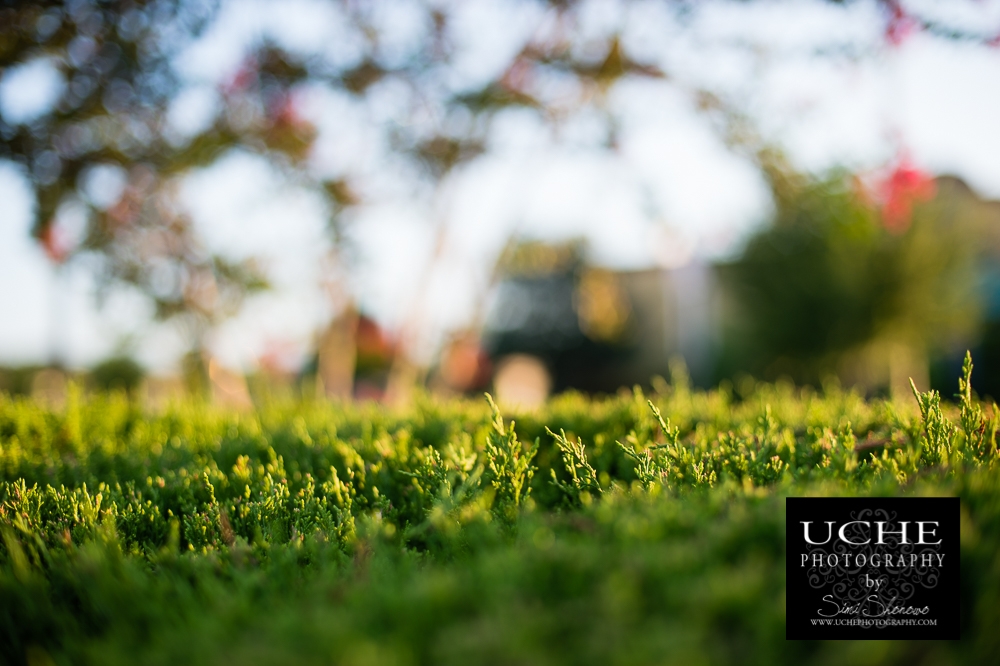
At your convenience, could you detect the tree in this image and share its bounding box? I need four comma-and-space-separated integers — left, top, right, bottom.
717, 157, 984, 394
1, 0, 274, 350
1, 0, 996, 369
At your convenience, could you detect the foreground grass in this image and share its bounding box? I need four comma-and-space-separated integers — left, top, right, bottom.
2, 361, 999, 665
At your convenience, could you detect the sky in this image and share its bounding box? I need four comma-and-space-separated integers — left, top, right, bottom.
2, 0, 1000, 374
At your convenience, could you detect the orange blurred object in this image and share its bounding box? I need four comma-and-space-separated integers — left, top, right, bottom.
439, 334, 492, 392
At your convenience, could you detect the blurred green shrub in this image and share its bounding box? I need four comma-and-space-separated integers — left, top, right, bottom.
1, 361, 998, 664
88, 357, 144, 394
718, 163, 982, 392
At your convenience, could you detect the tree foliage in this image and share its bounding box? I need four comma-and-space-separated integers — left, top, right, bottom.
1, 0, 996, 339
719, 157, 984, 388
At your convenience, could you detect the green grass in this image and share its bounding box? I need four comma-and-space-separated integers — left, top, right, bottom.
2, 357, 999, 665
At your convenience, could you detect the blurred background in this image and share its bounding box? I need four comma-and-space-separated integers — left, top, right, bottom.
2, 0, 1000, 409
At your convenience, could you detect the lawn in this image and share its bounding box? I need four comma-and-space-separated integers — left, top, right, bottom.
2, 359, 998, 665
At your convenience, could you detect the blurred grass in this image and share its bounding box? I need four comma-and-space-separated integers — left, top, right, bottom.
1, 367, 998, 665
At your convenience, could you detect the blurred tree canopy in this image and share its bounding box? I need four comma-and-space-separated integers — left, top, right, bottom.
718, 154, 985, 394
88, 354, 145, 393
1, 0, 997, 353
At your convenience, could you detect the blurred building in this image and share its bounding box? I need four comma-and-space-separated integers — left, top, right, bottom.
467, 240, 718, 404
468, 173, 1000, 402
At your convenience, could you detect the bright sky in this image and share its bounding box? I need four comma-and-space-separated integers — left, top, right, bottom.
2, 0, 1000, 373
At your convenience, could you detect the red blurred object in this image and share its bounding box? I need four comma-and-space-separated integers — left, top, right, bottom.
40, 224, 69, 264
876, 155, 936, 233
264, 88, 308, 129
221, 57, 258, 96
274, 93, 308, 129
355, 315, 393, 360
883, 0, 918, 47
352, 314, 396, 402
